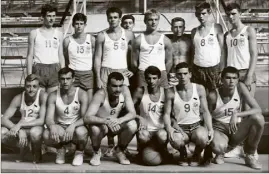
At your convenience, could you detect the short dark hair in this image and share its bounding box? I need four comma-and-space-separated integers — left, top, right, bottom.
175, 62, 192, 72
171, 17, 185, 27
72, 13, 87, 26
226, 3, 241, 13
58, 67, 75, 78
107, 72, 124, 85
144, 66, 161, 79
41, 4, 57, 17
195, 2, 211, 12
25, 74, 40, 85
121, 14, 135, 23
221, 66, 239, 79
106, 7, 122, 18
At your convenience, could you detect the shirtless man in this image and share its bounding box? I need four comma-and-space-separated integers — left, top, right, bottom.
26, 4, 65, 93
43, 68, 89, 166
84, 72, 137, 166
132, 9, 173, 89
1, 74, 47, 163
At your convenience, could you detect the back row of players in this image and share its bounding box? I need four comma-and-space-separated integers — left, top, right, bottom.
1, 2, 264, 170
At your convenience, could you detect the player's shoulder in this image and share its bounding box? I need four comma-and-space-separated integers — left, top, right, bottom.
12, 92, 23, 104
214, 23, 223, 32
207, 89, 218, 103
47, 90, 58, 101
165, 87, 175, 99
195, 83, 206, 93
246, 26, 256, 35
63, 35, 71, 44
29, 29, 38, 38
134, 86, 145, 97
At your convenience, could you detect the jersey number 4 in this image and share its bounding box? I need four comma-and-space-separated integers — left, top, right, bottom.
64, 107, 69, 115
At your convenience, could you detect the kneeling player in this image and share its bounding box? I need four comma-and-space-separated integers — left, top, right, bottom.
163, 62, 214, 166
84, 72, 137, 166
1, 74, 47, 163
43, 68, 89, 166
206, 67, 264, 169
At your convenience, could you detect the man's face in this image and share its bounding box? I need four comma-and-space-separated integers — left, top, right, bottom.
25, 80, 40, 97
145, 74, 159, 88
176, 68, 191, 85
59, 72, 74, 90
195, 9, 210, 24
226, 9, 241, 25
222, 73, 239, 89
171, 21, 185, 37
145, 14, 159, 31
107, 12, 121, 28
121, 19, 134, 31
43, 11, 56, 27
108, 79, 123, 97
73, 20, 86, 34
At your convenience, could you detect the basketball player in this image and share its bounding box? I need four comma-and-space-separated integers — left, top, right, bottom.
43, 68, 89, 166
1, 74, 47, 163
26, 4, 65, 93
94, 7, 135, 89
132, 9, 173, 89
191, 2, 224, 92
121, 14, 135, 31
205, 67, 264, 169
163, 62, 214, 166
63, 13, 95, 101
84, 72, 137, 166
132, 66, 168, 162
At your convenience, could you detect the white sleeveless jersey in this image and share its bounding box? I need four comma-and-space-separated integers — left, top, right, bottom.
55, 87, 81, 125
139, 87, 165, 131
212, 88, 241, 123
173, 83, 201, 124
96, 92, 125, 118
34, 28, 60, 64
226, 26, 250, 70
102, 28, 128, 69
139, 34, 166, 71
20, 89, 41, 122
68, 34, 93, 71
193, 24, 221, 67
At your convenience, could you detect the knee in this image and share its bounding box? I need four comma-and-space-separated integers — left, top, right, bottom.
251, 114, 265, 128
137, 130, 151, 144
30, 127, 43, 142
193, 131, 208, 147
1, 127, 9, 141
43, 129, 50, 144
89, 125, 107, 137
211, 140, 227, 155
75, 126, 88, 139
156, 129, 168, 143
125, 120, 138, 134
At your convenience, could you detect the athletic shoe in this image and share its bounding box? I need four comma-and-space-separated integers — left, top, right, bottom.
254, 150, 259, 160
90, 150, 101, 166
245, 153, 262, 170
114, 147, 130, 165
15, 146, 29, 163
178, 146, 189, 166
213, 154, 224, 164
104, 146, 115, 157
189, 154, 201, 166
72, 151, 84, 166
224, 145, 244, 158
55, 148, 66, 164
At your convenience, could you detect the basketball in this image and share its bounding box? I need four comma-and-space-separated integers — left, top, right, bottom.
142, 146, 162, 166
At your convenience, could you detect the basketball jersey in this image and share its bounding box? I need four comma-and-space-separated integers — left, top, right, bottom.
212, 87, 241, 123
193, 24, 221, 67
55, 87, 81, 125
139, 87, 165, 131
139, 33, 166, 71
34, 28, 60, 64
68, 34, 93, 71
96, 92, 125, 118
20, 89, 41, 122
226, 26, 250, 70
102, 28, 128, 69
173, 83, 201, 124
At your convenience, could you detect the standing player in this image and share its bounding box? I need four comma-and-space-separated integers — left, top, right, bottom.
132, 9, 173, 88
94, 7, 135, 89
43, 68, 89, 166
121, 14, 135, 31
84, 72, 137, 166
63, 13, 95, 100
132, 66, 168, 163
163, 62, 214, 166
26, 4, 65, 93
206, 67, 264, 170
1, 74, 47, 163
191, 2, 224, 92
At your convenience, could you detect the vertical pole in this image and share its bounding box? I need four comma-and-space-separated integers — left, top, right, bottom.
83, 0, 86, 15
73, 0, 76, 14
144, 0, 147, 13
216, 0, 219, 23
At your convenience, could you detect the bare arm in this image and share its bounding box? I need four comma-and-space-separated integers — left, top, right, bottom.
216, 24, 224, 71
45, 91, 57, 127
223, 32, 228, 68
91, 35, 96, 64
132, 87, 144, 116
207, 90, 218, 113
190, 28, 197, 67
246, 27, 258, 81
94, 33, 105, 88
26, 30, 37, 75
163, 88, 174, 132
63, 36, 70, 67
58, 31, 65, 68
164, 36, 173, 73
126, 30, 135, 71
131, 36, 141, 73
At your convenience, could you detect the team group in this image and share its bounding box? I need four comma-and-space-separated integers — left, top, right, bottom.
1, 1, 265, 170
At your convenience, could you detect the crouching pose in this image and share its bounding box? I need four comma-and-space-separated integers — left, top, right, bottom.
43, 68, 89, 166
205, 67, 264, 170
84, 72, 137, 166
1, 74, 47, 163
163, 62, 214, 166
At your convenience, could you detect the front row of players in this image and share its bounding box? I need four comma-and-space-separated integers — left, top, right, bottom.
1, 64, 264, 169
